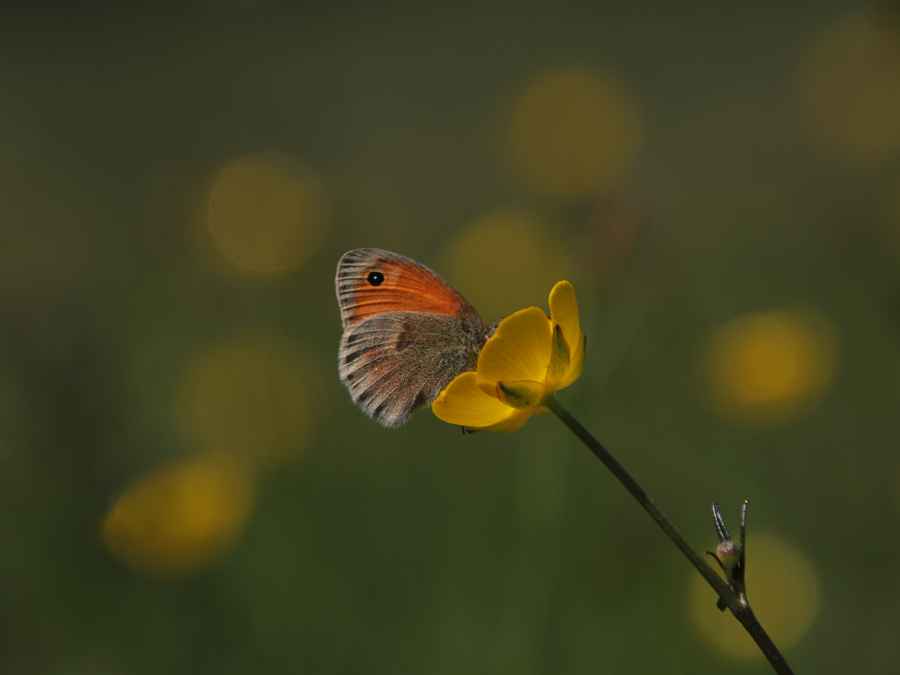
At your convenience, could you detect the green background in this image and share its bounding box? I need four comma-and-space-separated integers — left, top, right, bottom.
3, 2, 899, 674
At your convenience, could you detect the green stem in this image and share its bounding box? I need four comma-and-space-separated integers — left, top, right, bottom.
544, 394, 794, 675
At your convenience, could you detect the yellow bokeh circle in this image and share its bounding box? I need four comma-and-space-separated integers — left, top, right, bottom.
208, 152, 327, 273
795, 10, 900, 163
102, 454, 255, 578
177, 334, 317, 466
440, 210, 574, 321
507, 66, 643, 198
689, 533, 819, 658
706, 307, 838, 424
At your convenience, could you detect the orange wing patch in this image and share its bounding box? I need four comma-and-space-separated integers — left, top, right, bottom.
336, 249, 473, 328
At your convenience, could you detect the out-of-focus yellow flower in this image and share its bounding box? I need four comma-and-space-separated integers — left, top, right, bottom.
705, 307, 838, 425
432, 281, 584, 432
506, 66, 643, 198
441, 209, 574, 320
102, 454, 255, 578
795, 10, 900, 163
177, 333, 318, 467
208, 152, 327, 273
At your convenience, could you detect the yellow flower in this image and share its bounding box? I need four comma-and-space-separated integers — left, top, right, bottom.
432, 281, 585, 432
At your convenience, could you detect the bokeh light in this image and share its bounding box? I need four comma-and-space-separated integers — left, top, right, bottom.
208, 152, 327, 273
506, 66, 643, 198
795, 10, 900, 164
440, 209, 574, 320
177, 333, 318, 467
689, 533, 819, 658
705, 307, 838, 425
102, 454, 256, 578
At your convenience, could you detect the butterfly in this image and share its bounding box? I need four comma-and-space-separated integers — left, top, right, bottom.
336, 248, 496, 426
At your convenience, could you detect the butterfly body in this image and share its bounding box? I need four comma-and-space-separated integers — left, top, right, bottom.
336, 248, 494, 426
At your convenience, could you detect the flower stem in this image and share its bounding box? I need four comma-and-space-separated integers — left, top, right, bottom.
544, 394, 794, 675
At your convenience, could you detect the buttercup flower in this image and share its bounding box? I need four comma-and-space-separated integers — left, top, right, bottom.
432, 281, 585, 432
429, 278, 793, 669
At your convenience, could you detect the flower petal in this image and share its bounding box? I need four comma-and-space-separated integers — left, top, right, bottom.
469, 407, 536, 433
432, 372, 518, 428
549, 281, 585, 389
546, 323, 572, 389
496, 379, 544, 409
431, 280, 585, 434
549, 281, 580, 350
560, 332, 585, 388
478, 307, 552, 384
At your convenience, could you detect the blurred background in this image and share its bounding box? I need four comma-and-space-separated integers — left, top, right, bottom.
2, 1, 900, 673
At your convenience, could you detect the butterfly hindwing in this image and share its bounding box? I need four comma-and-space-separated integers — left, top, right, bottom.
339, 312, 479, 426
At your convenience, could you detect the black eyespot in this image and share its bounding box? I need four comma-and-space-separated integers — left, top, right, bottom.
367, 271, 385, 286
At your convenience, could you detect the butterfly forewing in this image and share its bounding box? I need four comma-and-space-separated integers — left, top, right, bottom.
336, 248, 481, 328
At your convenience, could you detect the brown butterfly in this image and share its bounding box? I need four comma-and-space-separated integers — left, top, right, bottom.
336, 248, 496, 426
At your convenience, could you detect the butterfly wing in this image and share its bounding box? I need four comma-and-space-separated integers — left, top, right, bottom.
338, 312, 479, 426
336, 248, 482, 328
336, 249, 490, 427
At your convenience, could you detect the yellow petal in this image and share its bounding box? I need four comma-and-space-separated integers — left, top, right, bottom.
550, 281, 585, 389
546, 323, 572, 390
478, 307, 553, 384
469, 407, 536, 433
496, 379, 544, 409
560, 332, 586, 388
549, 281, 580, 349
432, 372, 519, 428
